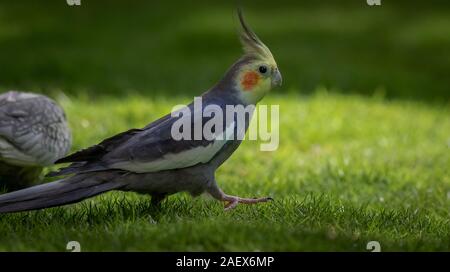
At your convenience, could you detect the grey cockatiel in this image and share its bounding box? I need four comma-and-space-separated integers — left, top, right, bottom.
0, 91, 71, 191
0, 10, 282, 213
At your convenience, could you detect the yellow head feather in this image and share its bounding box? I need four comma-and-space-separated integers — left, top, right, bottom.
238, 9, 276, 66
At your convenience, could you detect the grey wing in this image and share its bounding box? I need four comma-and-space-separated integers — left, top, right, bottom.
102, 107, 217, 173
0, 91, 72, 166
53, 103, 234, 175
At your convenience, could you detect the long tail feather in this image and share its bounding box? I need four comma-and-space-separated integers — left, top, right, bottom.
0, 173, 125, 213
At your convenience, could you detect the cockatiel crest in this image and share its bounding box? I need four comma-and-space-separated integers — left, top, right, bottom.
238, 9, 276, 66
229, 9, 282, 104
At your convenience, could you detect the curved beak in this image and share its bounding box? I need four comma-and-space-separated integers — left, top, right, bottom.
271, 68, 282, 88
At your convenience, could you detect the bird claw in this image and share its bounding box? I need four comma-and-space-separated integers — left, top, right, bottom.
223, 196, 273, 211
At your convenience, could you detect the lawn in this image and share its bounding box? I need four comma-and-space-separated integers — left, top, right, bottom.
0, 92, 448, 251
0, 1, 449, 251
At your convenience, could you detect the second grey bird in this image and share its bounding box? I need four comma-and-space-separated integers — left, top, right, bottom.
0, 10, 282, 213
0, 91, 71, 191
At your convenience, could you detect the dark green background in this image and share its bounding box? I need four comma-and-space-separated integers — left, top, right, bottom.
1, 1, 450, 252
0, 0, 449, 102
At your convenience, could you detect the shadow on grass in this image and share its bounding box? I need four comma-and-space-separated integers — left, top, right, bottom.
0, 1, 449, 102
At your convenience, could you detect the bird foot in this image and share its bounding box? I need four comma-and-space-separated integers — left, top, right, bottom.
150, 194, 167, 208
223, 196, 273, 211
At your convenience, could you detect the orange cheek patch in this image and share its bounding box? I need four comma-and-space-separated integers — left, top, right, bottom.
241, 71, 260, 91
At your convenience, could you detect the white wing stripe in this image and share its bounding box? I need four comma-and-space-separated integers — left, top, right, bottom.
111, 121, 236, 173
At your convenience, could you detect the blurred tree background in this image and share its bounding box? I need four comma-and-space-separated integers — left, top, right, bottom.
1, 0, 450, 251
0, 0, 449, 102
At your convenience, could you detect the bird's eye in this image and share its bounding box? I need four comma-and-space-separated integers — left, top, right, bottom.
258, 65, 268, 74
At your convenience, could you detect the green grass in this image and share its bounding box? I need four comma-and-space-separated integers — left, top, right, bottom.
0, 92, 449, 251
0, 0, 449, 251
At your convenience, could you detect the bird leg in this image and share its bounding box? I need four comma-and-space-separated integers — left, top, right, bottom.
151, 193, 167, 207
207, 183, 273, 211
